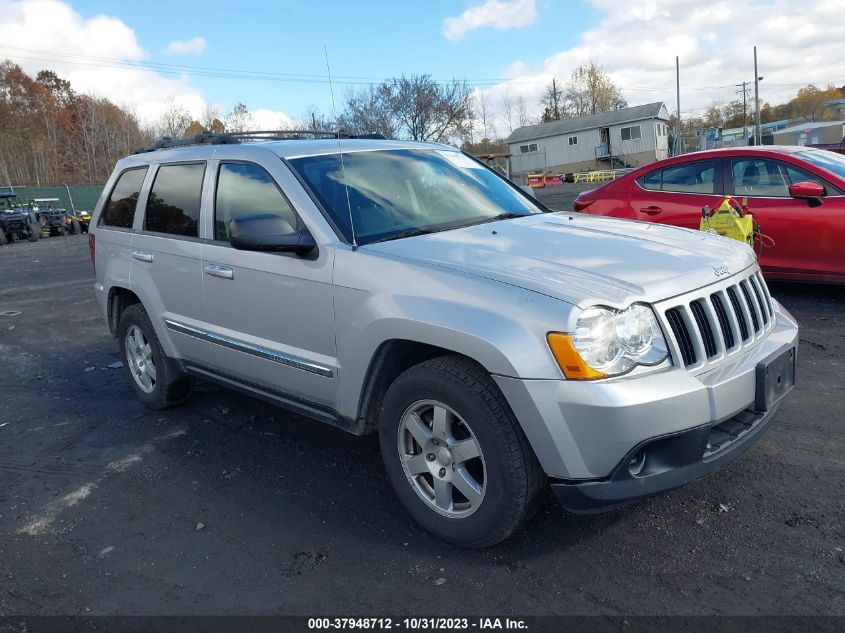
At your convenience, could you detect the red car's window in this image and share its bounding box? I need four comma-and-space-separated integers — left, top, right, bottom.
638, 160, 716, 194
730, 159, 791, 197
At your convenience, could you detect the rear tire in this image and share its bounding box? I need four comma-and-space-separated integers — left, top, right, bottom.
117, 304, 195, 409
379, 355, 544, 548
27, 224, 40, 242
9, 231, 17, 243
0, 231, 6, 245
70, 219, 81, 235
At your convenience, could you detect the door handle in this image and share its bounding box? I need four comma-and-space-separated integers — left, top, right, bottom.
204, 263, 234, 280
131, 250, 153, 262
639, 206, 662, 215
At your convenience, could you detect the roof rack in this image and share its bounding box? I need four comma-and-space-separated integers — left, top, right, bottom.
133, 130, 387, 154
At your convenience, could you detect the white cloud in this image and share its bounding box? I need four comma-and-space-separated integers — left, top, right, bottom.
478, 0, 845, 138
442, 0, 537, 41
250, 109, 296, 131
0, 0, 206, 123
164, 36, 207, 55
0, 2, 296, 129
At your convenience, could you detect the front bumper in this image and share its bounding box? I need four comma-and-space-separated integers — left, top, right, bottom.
494, 302, 798, 508
551, 401, 781, 513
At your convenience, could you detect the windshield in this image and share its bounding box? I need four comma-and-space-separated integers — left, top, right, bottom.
795, 149, 845, 180
289, 148, 542, 245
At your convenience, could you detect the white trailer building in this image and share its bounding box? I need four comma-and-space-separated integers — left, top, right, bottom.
506, 102, 671, 177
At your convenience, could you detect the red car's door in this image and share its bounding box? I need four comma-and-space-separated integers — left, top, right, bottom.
726, 156, 845, 281
628, 158, 725, 229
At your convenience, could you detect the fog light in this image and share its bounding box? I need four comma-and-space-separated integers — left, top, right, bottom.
629, 450, 646, 476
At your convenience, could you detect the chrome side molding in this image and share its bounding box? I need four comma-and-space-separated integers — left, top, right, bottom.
164, 319, 334, 378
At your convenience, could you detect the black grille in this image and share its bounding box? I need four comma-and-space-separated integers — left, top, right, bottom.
749, 276, 769, 325
740, 282, 760, 332
666, 308, 697, 366
756, 274, 773, 318
727, 287, 749, 341
711, 293, 735, 350
690, 300, 717, 358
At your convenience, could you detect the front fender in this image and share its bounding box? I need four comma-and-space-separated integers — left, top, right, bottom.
333, 248, 573, 418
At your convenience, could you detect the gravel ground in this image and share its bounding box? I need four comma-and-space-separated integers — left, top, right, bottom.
0, 234, 842, 616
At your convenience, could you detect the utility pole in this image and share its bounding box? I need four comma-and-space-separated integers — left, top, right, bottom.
736, 81, 750, 143
754, 46, 761, 145
675, 56, 682, 156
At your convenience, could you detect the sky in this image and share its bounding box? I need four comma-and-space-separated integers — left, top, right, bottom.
1, 0, 844, 138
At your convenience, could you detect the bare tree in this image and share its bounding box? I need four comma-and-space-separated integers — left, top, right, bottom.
541, 78, 564, 122
200, 104, 225, 133
156, 100, 192, 138
338, 87, 396, 137
476, 90, 490, 140
299, 105, 333, 132
225, 102, 254, 133
501, 89, 514, 134
383, 75, 473, 142
516, 95, 531, 128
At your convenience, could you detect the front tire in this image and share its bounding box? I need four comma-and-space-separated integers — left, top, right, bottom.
70, 219, 81, 235
379, 356, 544, 548
117, 304, 195, 409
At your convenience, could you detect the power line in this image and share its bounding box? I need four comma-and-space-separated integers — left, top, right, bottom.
4, 45, 842, 93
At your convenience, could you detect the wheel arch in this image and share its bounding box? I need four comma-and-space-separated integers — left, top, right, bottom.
107, 285, 142, 337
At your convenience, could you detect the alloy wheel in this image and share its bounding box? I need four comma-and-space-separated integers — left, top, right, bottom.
124, 325, 157, 394
397, 399, 486, 518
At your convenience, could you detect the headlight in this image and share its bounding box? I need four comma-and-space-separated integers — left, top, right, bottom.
547, 304, 669, 380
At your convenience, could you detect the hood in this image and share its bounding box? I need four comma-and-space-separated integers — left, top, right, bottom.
363, 213, 757, 307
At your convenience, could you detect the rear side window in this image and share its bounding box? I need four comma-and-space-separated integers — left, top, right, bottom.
144, 163, 205, 237
638, 160, 716, 194
214, 162, 299, 241
101, 167, 147, 228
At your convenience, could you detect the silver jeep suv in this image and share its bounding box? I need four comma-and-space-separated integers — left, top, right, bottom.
90, 134, 798, 547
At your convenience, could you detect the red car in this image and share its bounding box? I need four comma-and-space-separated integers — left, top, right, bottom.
573, 146, 845, 283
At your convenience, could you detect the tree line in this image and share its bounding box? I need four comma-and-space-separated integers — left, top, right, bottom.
0, 61, 147, 187
689, 84, 845, 131
2, 57, 841, 186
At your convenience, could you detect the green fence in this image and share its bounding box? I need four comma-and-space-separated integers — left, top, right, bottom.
1, 185, 104, 211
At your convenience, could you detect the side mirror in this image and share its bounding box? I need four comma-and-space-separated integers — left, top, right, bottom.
519, 185, 537, 199
789, 181, 825, 207
229, 214, 316, 254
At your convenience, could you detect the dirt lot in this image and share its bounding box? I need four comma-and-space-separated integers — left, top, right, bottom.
0, 234, 842, 616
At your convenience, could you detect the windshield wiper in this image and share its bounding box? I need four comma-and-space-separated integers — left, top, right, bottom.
369, 227, 437, 243
469, 212, 526, 227
490, 212, 525, 221
370, 213, 526, 244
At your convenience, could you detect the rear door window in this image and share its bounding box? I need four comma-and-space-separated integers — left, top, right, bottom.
638, 160, 717, 194
100, 167, 147, 228
144, 163, 206, 237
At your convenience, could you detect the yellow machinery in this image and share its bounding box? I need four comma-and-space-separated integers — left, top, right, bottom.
700, 197, 755, 247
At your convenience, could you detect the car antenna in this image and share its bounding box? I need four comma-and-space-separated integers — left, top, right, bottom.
324, 45, 357, 250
